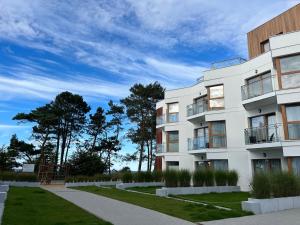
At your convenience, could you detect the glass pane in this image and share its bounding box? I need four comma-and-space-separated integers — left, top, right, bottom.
250, 116, 265, 128
211, 122, 226, 135
209, 85, 224, 98
253, 160, 267, 173
168, 131, 179, 141
288, 124, 300, 139
280, 55, 300, 73
286, 105, 300, 121
210, 136, 226, 148
281, 73, 300, 89
292, 157, 300, 176
168, 113, 178, 123
267, 115, 277, 141
168, 103, 179, 113
209, 99, 224, 108
262, 76, 273, 94
247, 80, 262, 98
168, 143, 179, 152
212, 160, 228, 171
263, 41, 270, 52
270, 159, 281, 172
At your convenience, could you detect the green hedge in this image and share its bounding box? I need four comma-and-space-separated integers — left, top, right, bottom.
66, 173, 117, 183
251, 172, 300, 199
0, 172, 38, 182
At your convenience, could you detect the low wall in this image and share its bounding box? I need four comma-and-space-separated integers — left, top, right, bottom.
0, 181, 40, 187
242, 196, 300, 214
0, 193, 7, 204
65, 181, 120, 187
116, 182, 164, 190
0, 185, 9, 193
156, 186, 240, 197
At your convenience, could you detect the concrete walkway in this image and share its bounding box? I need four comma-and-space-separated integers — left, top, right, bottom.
201, 208, 300, 225
43, 186, 195, 225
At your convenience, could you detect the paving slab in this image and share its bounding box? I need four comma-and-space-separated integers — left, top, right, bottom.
201, 208, 300, 225
43, 186, 195, 225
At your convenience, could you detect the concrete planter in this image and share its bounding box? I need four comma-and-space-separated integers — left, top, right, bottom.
65, 181, 120, 187
156, 186, 240, 197
0, 192, 7, 203
116, 182, 165, 190
0, 203, 4, 224
0, 181, 40, 187
0, 185, 9, 193
242, 196, 300, 214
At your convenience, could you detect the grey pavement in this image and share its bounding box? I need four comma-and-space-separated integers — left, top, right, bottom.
201, 208, 300, 225
43, 186, 195, 225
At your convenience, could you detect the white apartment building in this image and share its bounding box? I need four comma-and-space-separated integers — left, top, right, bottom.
155, 4, 300, 191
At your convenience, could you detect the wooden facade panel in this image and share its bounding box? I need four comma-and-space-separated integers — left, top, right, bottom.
156, 128, 162, 144
247, 4, 300, 59
156, 107, 163, 116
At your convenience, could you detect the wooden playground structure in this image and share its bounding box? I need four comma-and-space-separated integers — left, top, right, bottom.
38, 164, 70, 184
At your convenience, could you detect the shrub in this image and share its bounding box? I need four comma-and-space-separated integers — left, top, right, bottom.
178, 169, 191, 187
0, 172, 37, 182
164, 170, 178, 187
215, 170, 227, 186
251, 173, 271, 199
193, 169, 206, 187
204, 169, 214, 186
122, 171, 133, 183
271, 172, 300, 197
227, 170, 239, 186
133, 172, 153, 182
152, 170, 163, 182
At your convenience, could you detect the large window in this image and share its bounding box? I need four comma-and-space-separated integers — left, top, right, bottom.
208, 85, 224, 110
167, 102, 179, 123
278, 54, 300, 89
166, 161, 179, 170
285, 104, 300, 139
209, 121, 226, 148
167, 131, 179, 152
253, 159, 281, 174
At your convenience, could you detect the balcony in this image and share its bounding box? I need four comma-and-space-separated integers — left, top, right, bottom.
166, 113, 179, 123
187, 101, 208, 117
211, 57, 246, 70
241, 75, 276, 109
156, 115, 165, 126
156, 143, 179, 153
188, 136, 209, 151
244, 124, 283, 149
156, 143, 165, 153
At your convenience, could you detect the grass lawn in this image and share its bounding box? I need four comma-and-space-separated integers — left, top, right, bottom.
74, 186, 251, 222
175, 192, 251, 211
126, 186, 161, 194
2, 187, 112, 225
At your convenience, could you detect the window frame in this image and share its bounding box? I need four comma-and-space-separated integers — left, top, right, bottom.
208, 121, 227, 148
276, 54, 300, 90
260, 39, 270, 53
281, 104, 300, 140
167, 102, 179, 123
207, 84, 224, 110
167, 130, 179, 152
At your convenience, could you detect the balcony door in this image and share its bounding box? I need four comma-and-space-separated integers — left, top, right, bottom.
249, 113, 276, 143
194, 127, 209, 148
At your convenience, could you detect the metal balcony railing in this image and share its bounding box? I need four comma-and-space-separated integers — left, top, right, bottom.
244, 124, 283, 145
211, 57, 247, 70
241, 75, 275, 100
187, 101, 208, 117
188, 136, 209, 151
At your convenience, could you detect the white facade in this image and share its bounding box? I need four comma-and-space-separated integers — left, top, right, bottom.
156, 30, 300, 191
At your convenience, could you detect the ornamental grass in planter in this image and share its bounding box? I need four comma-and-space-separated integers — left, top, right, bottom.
251, 173, 271, 199
215, 170, 227, 186
178, 169, 191, 187
122, 171, 133, 183
271, 172, 300, 198
152, 170, 163, 182
227, 170, 238, 186
164, 169, 178, 187
193, 169, 206, 187
204, 169, 214, 186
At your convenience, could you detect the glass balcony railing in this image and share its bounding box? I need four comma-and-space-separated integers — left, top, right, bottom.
244, 124, 282, 145
156, 115, 165, 125
167, 143, 179, 152
241, 75, 275, 100
156, 143, 165, 153
188, 136, 209, 151
187, 102, 208, 117
211, 57, 247, 70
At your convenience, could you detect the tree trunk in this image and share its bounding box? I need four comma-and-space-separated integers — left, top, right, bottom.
149, 139, 153, 171
146, 140, 150, 171
55, 130, 60, 165
64, 132, 72, 163
138, 142, 144, 172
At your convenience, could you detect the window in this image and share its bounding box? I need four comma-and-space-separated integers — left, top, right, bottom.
166, 161, 179, 170
244, 72, 273, 99
277, 54, 300, 89
260, 40, 270, 53
208, 85, 224, 110
209, 121, 226, 148
167, 102, 179, 123
194, 127, 209, 149
291, 157, 300, 176
253, 159, 281, 174
285, 104, 300, 139
167, 131, 179, 152
211, 160, 228, 171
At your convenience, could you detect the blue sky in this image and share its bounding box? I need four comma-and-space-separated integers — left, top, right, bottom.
0, 0, 299, 168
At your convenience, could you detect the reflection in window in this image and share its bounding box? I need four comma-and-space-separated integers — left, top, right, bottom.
286, 104, 300, 139
208, 85, 224, 110
279, 54, 300, 89
209, 121, 226, 148
167, 131, 179, 152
